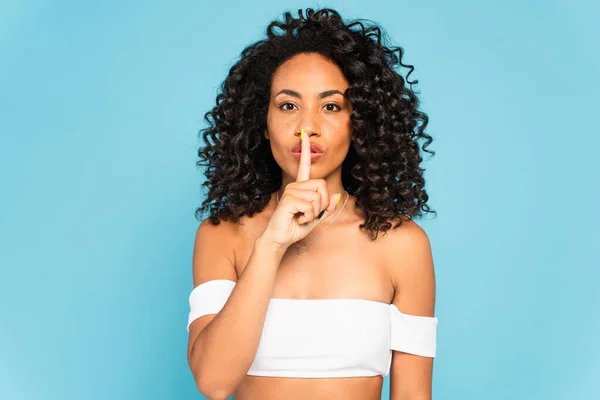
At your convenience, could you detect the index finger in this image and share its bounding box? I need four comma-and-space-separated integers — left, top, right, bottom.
296, 128, 311, 182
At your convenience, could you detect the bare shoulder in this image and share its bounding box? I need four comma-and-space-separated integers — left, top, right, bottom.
380, 219, 435, 311
192, 217, 242, 285
378, 218, 431, 254
381, 218, 431, 253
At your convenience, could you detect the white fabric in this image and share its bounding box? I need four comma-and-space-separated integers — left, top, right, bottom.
187, 279, 438, 378
187, 279, 236, 330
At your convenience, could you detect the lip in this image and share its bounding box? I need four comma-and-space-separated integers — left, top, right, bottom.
291, 152, 324, 161
290, 143, 324, 153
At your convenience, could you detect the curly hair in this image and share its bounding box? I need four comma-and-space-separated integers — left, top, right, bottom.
195, 8, 436, 240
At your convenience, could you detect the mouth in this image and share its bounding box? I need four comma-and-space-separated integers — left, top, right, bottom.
290, 143, 324, 153
291, 151, 324, 161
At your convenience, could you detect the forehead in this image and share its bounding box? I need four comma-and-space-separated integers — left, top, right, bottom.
271, 53, 349, 93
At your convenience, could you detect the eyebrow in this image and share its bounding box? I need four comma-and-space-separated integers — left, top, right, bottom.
274, 89, 346, 99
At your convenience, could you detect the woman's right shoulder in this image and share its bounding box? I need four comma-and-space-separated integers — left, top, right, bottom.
194, 213, 267, 273
196, 216, 240, 234
195, 213, 260, 243
192, 217, 243, 284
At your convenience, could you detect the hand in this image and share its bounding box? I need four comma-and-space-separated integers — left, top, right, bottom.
261, 129, 342, 250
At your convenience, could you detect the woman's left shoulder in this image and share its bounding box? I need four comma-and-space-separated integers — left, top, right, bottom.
379, 218, 433, 279
381, 218, 431, 251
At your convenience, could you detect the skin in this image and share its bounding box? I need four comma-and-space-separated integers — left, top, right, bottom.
229, 53, 437, 399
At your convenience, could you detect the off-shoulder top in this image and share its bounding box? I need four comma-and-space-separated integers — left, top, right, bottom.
187, 279, 438, 378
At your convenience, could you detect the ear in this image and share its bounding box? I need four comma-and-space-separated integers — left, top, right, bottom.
264, 129, 269, 140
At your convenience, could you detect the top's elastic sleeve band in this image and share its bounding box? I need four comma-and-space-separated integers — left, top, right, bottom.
389, 305, 438, 357
187, 279, 236, 332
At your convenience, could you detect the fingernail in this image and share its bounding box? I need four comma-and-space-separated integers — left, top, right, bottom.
300, 129, 304, 140
317, 210, 325, 219
335, 193, 342, 205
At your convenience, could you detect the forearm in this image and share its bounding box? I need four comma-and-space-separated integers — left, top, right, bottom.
190, 235, 285, 398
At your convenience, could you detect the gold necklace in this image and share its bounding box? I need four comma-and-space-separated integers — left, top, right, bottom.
276, 190, 349, 256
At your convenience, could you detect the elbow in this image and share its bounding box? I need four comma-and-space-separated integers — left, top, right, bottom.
189, 345, 230, 399
189, 344, 240, 399
194, 371, 231, 400
193, 369, 233, 400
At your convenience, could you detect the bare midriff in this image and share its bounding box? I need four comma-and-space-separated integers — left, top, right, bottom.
233, 375, 383, 400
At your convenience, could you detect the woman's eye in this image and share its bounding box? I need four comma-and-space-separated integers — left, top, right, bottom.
278, 103, 341, 111
279, 103, 297, 111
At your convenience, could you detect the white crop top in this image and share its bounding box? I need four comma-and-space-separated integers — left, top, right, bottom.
187, 279, 438, 378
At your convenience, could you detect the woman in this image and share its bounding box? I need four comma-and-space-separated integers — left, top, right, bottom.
187, 8, 438, 400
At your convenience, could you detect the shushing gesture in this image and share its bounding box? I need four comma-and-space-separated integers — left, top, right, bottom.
262, 129, 342, 251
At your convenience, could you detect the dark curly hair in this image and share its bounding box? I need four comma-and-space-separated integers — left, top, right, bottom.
195, 8, 436, 240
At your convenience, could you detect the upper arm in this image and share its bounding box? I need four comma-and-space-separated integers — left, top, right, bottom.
186, 218, 239, 364
387, 221, 437, 399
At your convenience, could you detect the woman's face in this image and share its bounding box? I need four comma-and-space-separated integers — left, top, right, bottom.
265, 52, 353, 180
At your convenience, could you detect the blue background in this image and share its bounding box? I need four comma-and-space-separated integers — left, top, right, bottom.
1, 0, 598, 399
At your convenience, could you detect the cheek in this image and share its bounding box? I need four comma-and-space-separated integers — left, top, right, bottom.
270, 137, 286, 155
267, 114, 297, 158
331, 126, 353, 159
322, 109, 352, 135
267, 110, 292, 137
265, 121, 286, 158
336, 111, 352, 131
334, 140, 352, 159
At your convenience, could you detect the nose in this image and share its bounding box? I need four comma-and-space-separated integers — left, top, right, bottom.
295, 106, 322, 137
295, 126, 320, 138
